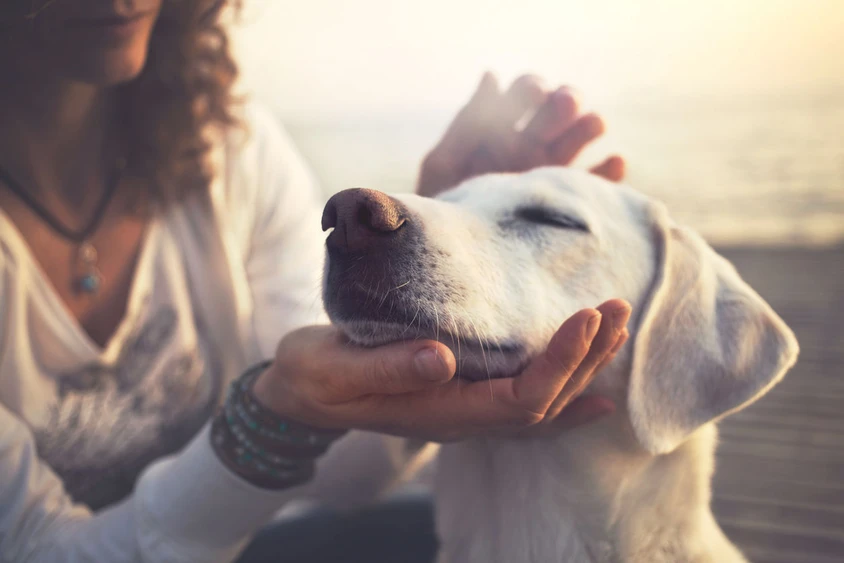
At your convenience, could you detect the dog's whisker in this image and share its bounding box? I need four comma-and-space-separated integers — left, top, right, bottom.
372, 278, 383, 309
377, 279, 411, 309
342, 260, 361, 275
451, 315, 466, 383
402, 305, 421, 337
448, 311, 463, 384
468, 318, 494, 400
415, 303, 424, 334
454, 309, 471, 375
434, 309, 440, 349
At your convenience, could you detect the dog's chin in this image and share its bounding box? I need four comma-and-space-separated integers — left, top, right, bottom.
333, 318, 530, 382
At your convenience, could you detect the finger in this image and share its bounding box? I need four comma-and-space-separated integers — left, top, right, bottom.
522, 87, 580, 144
543, 301, 631, 419
417, 73, 502, 197
322, 338, 457, 402
547, 113, 605, 166
472, 71, 500, 100
515, 87, 580, 170
559, 300, 630, 391
515, 395, 616, 438
432, 72, 501, 160
354, 308, 600, 434
346, 305, 624, 437
508, 308, 602, 418
589, 155, 626, 182
473, 75, 549, 170
502, 74, 549, 123
593, 328, 629, 374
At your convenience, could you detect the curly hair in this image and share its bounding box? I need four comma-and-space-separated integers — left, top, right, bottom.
124, 0, 242, 206
3, 0, 243, 207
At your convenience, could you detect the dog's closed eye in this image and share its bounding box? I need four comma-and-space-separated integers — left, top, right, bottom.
514, 206, 589, 232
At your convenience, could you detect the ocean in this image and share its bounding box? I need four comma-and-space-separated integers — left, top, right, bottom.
279, 93, 844, 247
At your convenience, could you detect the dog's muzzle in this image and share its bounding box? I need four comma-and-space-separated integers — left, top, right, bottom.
321, 188, 425, 326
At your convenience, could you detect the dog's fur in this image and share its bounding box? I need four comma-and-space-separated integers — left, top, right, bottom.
322, 167, 799, 563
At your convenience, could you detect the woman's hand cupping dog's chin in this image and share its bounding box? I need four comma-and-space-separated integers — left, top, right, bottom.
252, 300, 631, 443
256, 73, 633, 442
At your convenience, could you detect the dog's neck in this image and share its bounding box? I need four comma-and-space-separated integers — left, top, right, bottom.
433, 418, 745, 563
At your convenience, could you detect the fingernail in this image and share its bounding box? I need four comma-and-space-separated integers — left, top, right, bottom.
585, 313, 602, 343
612, 305, 632, 331
414, 348, 450, 381
551, 87, 576, 107
477, 71, 497, 94
583, 113, 606, 136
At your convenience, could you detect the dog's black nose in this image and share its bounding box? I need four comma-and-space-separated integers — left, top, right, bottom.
322, 188, 407, 254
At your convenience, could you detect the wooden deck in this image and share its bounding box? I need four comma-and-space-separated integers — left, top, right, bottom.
712, 245, 844, 563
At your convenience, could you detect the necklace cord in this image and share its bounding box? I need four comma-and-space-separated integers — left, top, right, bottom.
0, 158, 125, 244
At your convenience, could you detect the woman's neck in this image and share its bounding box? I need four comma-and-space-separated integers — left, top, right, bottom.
0, 65, 117, 211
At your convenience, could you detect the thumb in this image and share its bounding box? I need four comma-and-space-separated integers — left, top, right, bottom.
332, 339, 457, 399
435, 72, 500, 155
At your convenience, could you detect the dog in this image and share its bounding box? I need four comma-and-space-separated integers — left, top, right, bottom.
320, 167, 799, 563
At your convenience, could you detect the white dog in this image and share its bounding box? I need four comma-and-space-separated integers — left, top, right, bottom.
320, 167, 799, 563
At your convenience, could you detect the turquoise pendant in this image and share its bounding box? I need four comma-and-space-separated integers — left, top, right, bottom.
78, 273, 102, 294
76, 242, 102, 295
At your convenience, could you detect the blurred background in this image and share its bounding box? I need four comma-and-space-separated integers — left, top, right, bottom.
232, 1, 844, 561
232, 0, 844, 246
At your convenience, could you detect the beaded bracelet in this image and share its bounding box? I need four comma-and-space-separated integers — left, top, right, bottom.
226, 364, 346, 448
210, 361, 347, 489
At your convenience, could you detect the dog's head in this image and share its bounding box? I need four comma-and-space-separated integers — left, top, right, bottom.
321, 167, 798, 454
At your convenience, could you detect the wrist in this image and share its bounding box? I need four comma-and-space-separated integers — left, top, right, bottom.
251, 359, 342, 431
210, 414, 316, 489
210, 361, 347, 490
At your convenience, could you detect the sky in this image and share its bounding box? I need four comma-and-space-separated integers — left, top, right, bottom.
232, 0, 844, 120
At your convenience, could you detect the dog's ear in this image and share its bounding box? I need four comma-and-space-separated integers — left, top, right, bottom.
627, 204, 799, 454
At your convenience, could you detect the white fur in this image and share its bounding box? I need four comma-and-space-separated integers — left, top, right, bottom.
324, 167, 800, 563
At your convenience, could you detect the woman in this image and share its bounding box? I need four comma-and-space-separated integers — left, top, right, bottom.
0, 1, 631, 561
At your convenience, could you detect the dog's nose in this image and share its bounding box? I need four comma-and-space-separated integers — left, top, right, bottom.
322, 188, 407, 254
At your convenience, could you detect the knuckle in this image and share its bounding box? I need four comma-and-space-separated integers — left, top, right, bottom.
368, 355, 398, 391
513, 73, 543, 89
515, 408, 546, 427
307, 379, 337, 406
287, 356, 316, 389
310, 366, 353, 405
543, 350, 577, 379
266, 374, 322, 423
572, 344, 593, 366
289, 389, 321, 419
292, 361, 339, 406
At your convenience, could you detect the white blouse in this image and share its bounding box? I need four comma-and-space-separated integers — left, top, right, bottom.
0, 104, 408, 562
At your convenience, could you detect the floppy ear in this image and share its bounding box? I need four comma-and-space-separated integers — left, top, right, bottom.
628, 204, 799, 454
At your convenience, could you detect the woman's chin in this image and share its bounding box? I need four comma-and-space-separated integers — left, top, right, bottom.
61, 49, 150, 87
